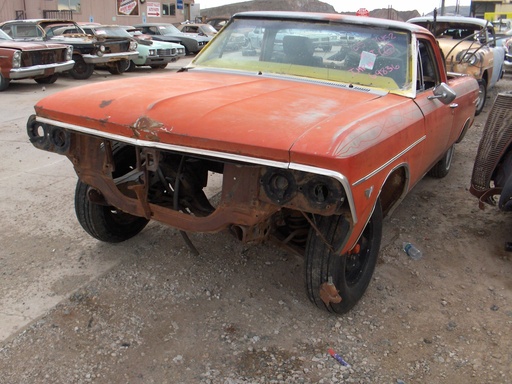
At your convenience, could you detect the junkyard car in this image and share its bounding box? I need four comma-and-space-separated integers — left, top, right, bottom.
496, 34, 512, 68
134, 23, 210, 55
0, 29, 73, 90
470, 91, 512, 211
0, 19, 138, 79
121, 26, 185, 70
177, 23, 218, 37
28, 12, 479, 314
408, 16, 505, 115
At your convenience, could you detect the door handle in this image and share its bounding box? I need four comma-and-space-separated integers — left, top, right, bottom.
449, 103, 459, 108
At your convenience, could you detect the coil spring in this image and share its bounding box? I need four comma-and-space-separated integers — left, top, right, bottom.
283, 212, 310, 246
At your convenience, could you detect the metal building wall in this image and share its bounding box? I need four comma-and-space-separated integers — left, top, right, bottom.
0, 0, 193, 24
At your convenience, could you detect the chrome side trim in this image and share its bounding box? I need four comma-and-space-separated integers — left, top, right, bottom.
36, 116, 289, 169
36, 116, 358, 223
352, 136, 426, 186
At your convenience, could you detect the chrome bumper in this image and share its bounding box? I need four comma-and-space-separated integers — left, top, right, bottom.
83, 51, 138, 64
9, 60, 75, 79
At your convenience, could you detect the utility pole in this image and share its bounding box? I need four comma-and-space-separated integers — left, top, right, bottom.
441, 0, 445, 16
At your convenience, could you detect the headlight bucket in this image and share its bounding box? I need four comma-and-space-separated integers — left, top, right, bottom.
13, 51, 22, 68
66, 45, 73, 61
260, 167, 346, 215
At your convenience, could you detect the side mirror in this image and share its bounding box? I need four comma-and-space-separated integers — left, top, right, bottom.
428, 82, 457, 104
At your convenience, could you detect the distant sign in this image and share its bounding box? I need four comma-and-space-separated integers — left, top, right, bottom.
356, 8, 369, 17
117, 0, 139, 16
177, 0, 183, 10
147, 1, 161, 17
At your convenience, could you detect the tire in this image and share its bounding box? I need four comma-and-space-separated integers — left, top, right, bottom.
35, 73, 59, 84
475, 79, 487, 116
0, 73, 10, 91
305, 199, 383, 314
428, 145, 454, 179
126, 60, 136, 72
150, 63, 168, 70
108, 59, 130, 75
69, 54, 94, 80
74, 144, 149, 243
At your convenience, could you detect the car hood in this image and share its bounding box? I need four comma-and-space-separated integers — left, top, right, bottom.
35, 71, 390, 163
0, 40, 67, 50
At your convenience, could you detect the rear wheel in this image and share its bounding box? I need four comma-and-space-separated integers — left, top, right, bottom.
74, 144, 149, 243
428, 145, 454, 179
475, 79, 487, 116
305, 199, 383, 314
69, 54, 94, 80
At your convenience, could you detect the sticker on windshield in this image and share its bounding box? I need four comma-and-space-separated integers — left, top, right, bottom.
359, 51, 377, 70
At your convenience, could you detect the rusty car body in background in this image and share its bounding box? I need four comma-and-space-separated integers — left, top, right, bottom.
408, 16, 505, 115
27, 12, 479, 314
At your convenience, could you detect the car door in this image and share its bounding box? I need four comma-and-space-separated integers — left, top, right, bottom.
413, 38, 455, 170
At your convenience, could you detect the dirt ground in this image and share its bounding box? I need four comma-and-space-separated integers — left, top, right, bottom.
0, 65, 511, 383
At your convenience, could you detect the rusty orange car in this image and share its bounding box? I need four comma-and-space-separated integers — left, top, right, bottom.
27, 12, 479, 314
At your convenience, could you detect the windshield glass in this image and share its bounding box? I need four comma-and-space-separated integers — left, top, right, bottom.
0, 29, 12, 40
201, 24, 218, 34
159, 24, 181, 35
90, 26, 132, 38
193, 17, 412, 93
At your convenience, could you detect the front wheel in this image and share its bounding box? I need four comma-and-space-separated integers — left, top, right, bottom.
69, 54, 94, 80
428, 145, 454, 179
150, 63, 168, 70
75, 181, 149, 243
126, 60, 136, 72
305, 199, 383, 314
74, 144, 149, 242
108, 60, 130, 75
35, 73, 59, 84
0, 73, 10, 91
475, 79, 487, 116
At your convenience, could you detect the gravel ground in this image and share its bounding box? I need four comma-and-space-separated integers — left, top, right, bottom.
0, 69, 511, 383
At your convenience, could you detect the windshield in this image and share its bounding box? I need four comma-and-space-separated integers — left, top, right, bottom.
89, 26, 132, 38
201, 24, 217, 34
159, 24, 182, 35
0, 29, 12, 40
193, 17, 412, 93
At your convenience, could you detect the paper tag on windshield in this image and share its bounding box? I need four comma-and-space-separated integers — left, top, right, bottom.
359, 51, 377, 70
